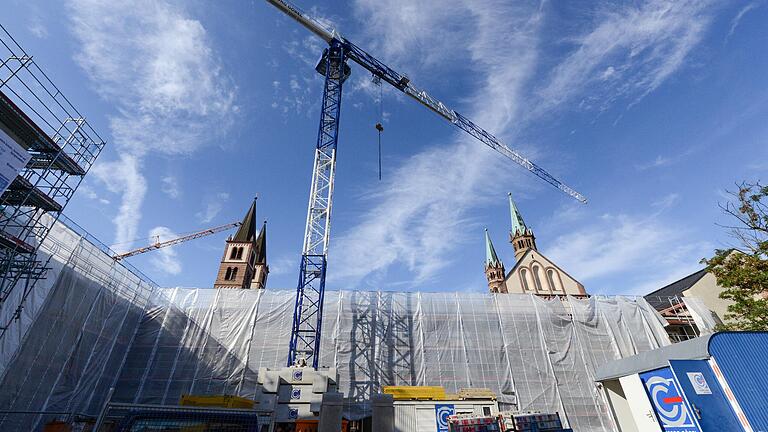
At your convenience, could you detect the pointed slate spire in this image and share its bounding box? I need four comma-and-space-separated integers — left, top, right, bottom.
484, 228, 501, 268
233, 197, 258, 242
253, 220, 267, 264
508, 192, 528, 236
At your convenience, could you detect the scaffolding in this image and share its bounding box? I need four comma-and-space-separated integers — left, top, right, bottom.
645, 295, 706, 342
0, 23, 106, 338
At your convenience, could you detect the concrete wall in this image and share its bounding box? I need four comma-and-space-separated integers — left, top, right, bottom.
602, 380, 638, 432
683, 272, 733, 324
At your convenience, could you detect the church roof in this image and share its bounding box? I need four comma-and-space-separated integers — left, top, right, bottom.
253, 221, 267, 264
233, 198, 258, 242
484, 228, 502, 268
508, 192, 528, 236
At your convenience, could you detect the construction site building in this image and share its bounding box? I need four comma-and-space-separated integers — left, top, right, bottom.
0, 215, 716, 431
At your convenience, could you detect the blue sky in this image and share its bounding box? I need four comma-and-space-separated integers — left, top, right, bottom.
6, 0, 768, 294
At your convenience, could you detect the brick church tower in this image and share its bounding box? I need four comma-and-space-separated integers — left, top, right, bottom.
484, 228, 507, 293
213, 198, 268, 289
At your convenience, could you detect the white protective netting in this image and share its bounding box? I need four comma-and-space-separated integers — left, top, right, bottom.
0, 217, 155, 431
0, 218, 672, 432
112, 288, 670, 431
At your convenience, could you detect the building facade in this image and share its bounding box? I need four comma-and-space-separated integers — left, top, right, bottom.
213, 198, 268, 289
484, 193, 586, 296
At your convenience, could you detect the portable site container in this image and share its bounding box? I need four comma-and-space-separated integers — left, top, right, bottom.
393, 399, 499, 432
595, 331, 768, 432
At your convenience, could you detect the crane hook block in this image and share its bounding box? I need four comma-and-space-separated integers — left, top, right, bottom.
375, 123, 383, 132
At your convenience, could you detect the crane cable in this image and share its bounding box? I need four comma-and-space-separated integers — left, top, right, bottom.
373, 75, 383, 180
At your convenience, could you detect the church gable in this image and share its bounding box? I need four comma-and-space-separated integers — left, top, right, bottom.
505, 249, 585, 296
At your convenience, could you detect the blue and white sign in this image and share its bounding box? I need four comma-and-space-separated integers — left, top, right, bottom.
686, 372, 712, 395
434, 404, 454, 432
292, 369, 303, 382
291, 388, 302, 400
0, 128, 30, 195
640, 368, 700, 432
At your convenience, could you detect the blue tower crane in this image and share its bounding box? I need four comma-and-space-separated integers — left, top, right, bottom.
266, 0, 587, 369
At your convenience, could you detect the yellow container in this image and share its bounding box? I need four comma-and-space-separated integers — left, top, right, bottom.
179, 394, 255, 409
382, 386, 447, 400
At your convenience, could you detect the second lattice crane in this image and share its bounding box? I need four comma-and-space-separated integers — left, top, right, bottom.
112, 221, 242, 261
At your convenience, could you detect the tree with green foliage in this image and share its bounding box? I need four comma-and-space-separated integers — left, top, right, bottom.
702, 181, 768, 331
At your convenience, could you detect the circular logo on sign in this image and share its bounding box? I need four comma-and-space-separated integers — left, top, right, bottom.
435, 405, 452, 430
292, 370, 303, 381
646, 376, 692, 427
694, 374, 706, 387
289, 408, 299, 419
291, 388, 301, 400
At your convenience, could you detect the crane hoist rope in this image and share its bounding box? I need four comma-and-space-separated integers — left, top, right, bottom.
374, 75, 383, 180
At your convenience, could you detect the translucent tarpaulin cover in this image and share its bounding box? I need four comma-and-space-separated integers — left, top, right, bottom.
0, 217, 155, 431
0, 218, 672, 432
113, 288, 670, 431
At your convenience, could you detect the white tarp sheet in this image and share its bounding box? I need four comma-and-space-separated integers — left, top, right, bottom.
0, 218, 155, 431
113, 288, 670, 431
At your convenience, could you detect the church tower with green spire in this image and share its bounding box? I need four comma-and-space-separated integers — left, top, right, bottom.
213, 198, 269, 289
508, 192, 537, 259
484, 228, 507, 293
501, 192, 587, 296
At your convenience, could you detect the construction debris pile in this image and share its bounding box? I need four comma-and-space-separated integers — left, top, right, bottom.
0, 218, 674, 431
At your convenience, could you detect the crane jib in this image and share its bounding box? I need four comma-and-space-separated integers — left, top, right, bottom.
265, 0, 586, 201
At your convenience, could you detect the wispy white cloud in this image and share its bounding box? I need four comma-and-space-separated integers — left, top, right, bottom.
268, 254, 297, 277
635, 155, 671, 171
78, 184, 110, 205
545, 212, 711, 294
196, 192, 230, 224
28, 20, 48, 39
67, 0, 236, 247
331, 0, 544, 288
652, 193, 680, 209
536, 0, 715, 113
91, 154, 146, 252
148, 226, 182, 275
161, 176, 181, 199
727, 1, 763, 41
332, 0, 717, 290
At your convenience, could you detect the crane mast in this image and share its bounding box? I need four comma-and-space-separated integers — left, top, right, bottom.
267, 0, 587, 369
287, 41, 348, 368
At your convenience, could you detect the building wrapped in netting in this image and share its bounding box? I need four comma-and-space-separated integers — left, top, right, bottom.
0, 218, 697, 431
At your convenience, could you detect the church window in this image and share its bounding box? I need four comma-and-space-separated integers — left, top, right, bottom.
230, 247, 237, 259
546, 268, 562, 291
225, 267, 233, 280
236, 247, 244, 260
520, 268, 531, 291
532, 264, 544, 291
231, 267, 239, 280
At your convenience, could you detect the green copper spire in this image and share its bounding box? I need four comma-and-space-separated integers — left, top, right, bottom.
508, 192, 527, 236
484, 228, 501, 267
